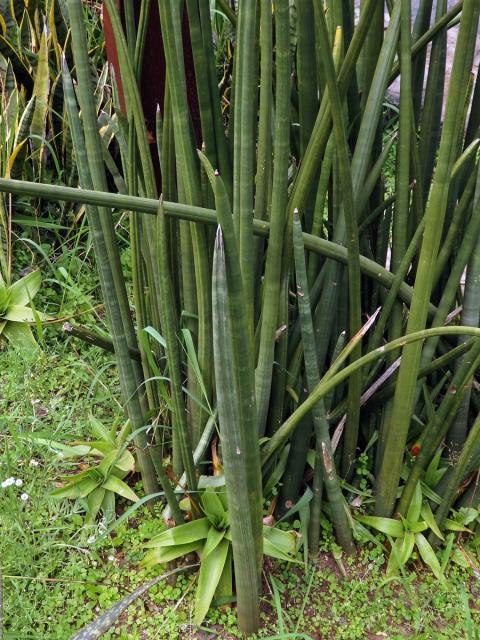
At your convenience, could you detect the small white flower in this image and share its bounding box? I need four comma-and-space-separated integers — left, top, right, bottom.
29, 459, 39, 467
1, 477, 15, 488
20, 493, 29, 501
15, 479, 23, 487
107, 555, 115, 562
87, 535, 96, 545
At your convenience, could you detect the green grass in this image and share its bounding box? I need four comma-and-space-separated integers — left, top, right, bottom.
0, 338, 193, 639
2, 337, 480, 639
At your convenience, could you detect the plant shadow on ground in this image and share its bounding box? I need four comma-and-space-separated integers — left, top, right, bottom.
2, 339, 480, 640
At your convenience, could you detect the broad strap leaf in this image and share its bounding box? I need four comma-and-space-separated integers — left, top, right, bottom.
201, 526, 226, 560
140, 541, 203, 568
143, 518, 210, 548
415, 533, 446, 585
2, 321, 38, 350
86, 487, 106, 523
8, 270, 41, 306
421, 502, 445, 541
201, 488, 228, 528
88, 415, 116, 446
51, 475, 100, 499
355, 515, 404, 538
102, 476, 139, 502
3, 305, 39, 322
406, 481, 422, 526
193, 538, 230, 625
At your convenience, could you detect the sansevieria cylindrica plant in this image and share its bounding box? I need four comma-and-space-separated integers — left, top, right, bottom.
2, 0, 480, 635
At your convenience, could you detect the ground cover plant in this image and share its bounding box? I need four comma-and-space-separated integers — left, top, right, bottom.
2, 0, 480, 637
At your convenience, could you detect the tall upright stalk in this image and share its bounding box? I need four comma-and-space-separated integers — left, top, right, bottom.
212, 228, 260, 635
313, 8, 362, 479
377, 0, 412, 478
156, 201, 197, 494
158, 0, 213, 446
391, 0, 412, 339
205, 156, 263, 634
253, 0, 273, 312
432, 413, 480, 535
293, 211, 354, 555
232, 0, 258, 337
255, 0, 290, 436
447, 170, 480, 455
